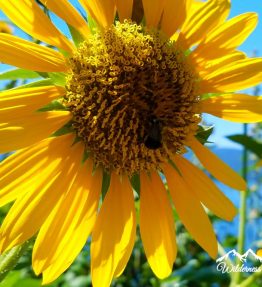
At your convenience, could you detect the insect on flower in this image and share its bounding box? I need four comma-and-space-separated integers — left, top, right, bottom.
144, 116, 162, 149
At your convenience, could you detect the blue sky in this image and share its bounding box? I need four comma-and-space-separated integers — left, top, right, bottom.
0, 0, 261, 149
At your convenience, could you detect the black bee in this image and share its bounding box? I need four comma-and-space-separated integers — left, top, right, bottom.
144, 117, 162, 149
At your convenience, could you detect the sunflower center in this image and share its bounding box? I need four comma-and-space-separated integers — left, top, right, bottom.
64, 21, 200, 175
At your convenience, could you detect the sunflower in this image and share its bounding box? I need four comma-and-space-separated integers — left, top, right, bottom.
0, 0, 262, 286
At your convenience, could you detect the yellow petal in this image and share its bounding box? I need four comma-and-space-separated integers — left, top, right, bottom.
142, 0, 166, 28
193, 50, 246, 76
201, 94, 262, 123
79, 0, 115, 28
0, 0, 74, 53
161, 0, 189, 38
178, 0, 230, 49
0, 111, 71, 152
173, 155, 237, 221
91, 174, 136, 287
188, 137, 246, 190
33, 161, 102, 284
193, 13, 258, 60
115, 0, 133, 22
189, 0, 205, 13
0, 135, 72, 207
0, 86, 65, 110
0, 20, 12, 34
140, 172, 177, 279
0, 135, 83, 252
200, 58, 262, 93
0, 33, 68, 72
39, 0, 90, 39
163, 163, 217, 258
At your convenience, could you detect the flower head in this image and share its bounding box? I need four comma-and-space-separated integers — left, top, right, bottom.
0, 0, 262, 286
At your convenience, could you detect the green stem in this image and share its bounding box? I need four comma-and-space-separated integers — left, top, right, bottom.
0, 240, 31, 282
234, 123, 248, 285
218, 241, 234, 268
238, 271, 262, 287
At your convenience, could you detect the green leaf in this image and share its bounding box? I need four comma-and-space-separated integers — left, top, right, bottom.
13, 79, 54, 89
130, 173, 140, 195
52, 121, 74, 137
13, 278, 41, 287
101, 172, 111, 200
0, 271, 20, 287
167, 160, 182, 176
0, 241, 31, 283
87, 15, 98, 34
196, 125, 214, 144
227, 134, 262, 158
48, 72, 66, 86
38, 100, 67, 112
200, 93, 222, 100
37, 72, 66, 86
37, 72, 49, 78
10, 76, 65, 90
0, 69, 39, 80
82, 150, 90, 164
68, 24, 85, 47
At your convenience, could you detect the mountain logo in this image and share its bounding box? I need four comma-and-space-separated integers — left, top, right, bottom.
216, 249, 262, 274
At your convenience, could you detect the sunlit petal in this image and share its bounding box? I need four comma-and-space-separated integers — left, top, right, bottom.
0, 0, 74, 53
0, 33, 68, 72
140, 172, 177, 279
91, 174, 136, 287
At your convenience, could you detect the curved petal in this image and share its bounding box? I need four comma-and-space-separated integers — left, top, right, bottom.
115, 0, 133, 22
0, 111, 71, 153
201, 94, 262, 123
163, 163, 218, 258
200, 58, 262, 93
79, 0, 115, 28
142, 0, 166, 28
0, 33, 68, 72
91, 174, 136, 287
140, 172, 177, 279
0, 86, 65, 110
0, 135, 83, 252
0, 85, 68, 152
178, 0, 230, 49
161, 0, 189, 38
39, 0, 90, 39
173, 155, 237, 221
33, 161, 102, 284
0, 135, 73, 207
193, 13, 258, 60
0, 21, 12, 34
0, 0, 74, 53
188, 137, 246, 190
194, 50, 246, 76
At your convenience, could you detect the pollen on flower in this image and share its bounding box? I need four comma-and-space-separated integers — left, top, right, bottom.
64, 20, 200, 175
